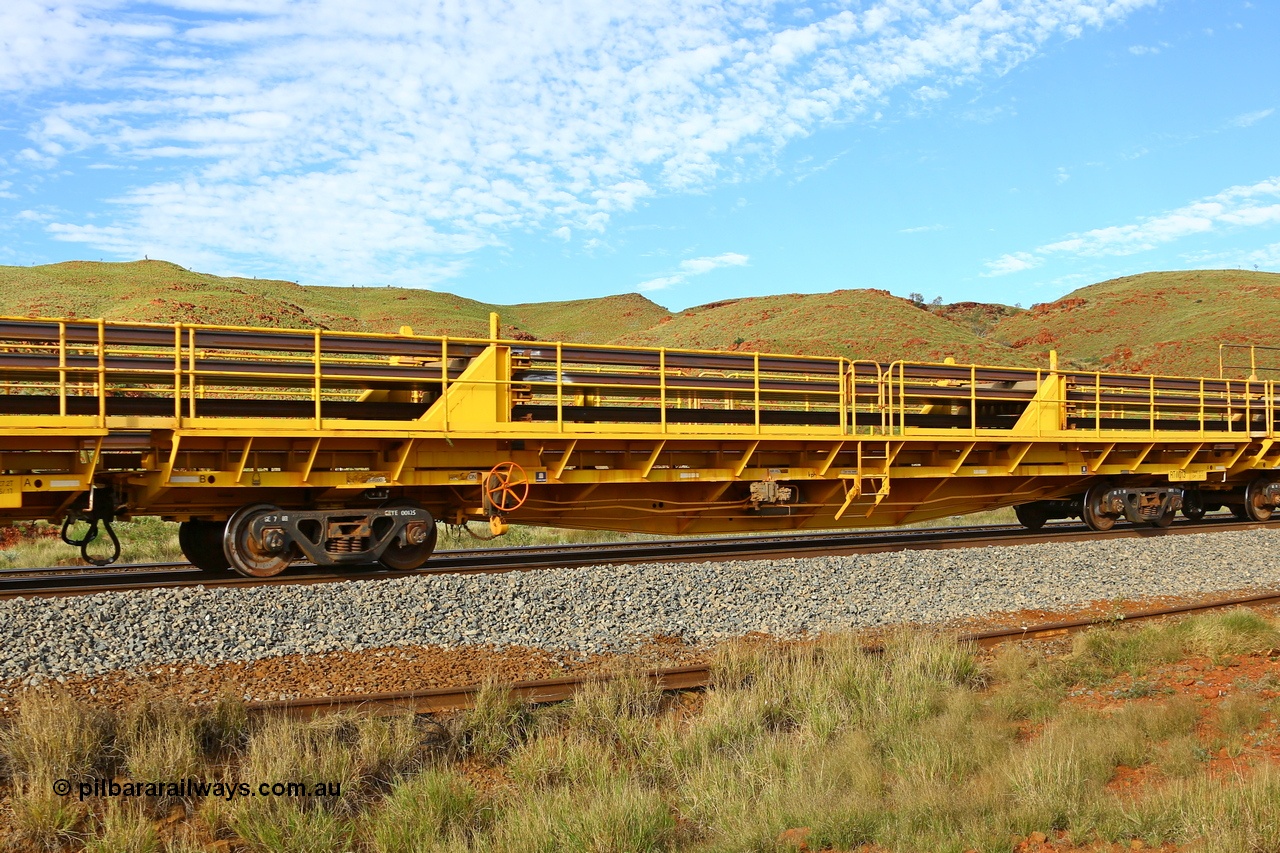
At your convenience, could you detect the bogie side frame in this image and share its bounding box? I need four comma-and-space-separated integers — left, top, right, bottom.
1, 314, 1278, 574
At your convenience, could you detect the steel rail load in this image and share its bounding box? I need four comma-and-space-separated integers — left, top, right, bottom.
1, 313, 1278, 578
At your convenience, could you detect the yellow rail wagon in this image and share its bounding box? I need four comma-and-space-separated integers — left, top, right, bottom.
1, 314, 1277, 577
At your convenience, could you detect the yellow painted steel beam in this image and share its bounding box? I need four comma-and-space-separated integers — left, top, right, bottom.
5, 313, 1280, 533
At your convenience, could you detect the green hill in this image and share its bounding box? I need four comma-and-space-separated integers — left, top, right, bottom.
5, 261, 1278, 378
988, 270, 1280, 378
0, 260, 671, 344
613, 289, 1031, 364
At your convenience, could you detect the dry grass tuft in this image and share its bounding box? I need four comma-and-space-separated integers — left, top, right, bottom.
7, 609, 1280, 852
451, 681, 533, 764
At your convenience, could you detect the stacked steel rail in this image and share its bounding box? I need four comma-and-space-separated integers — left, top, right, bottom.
1, 314, 1278, 577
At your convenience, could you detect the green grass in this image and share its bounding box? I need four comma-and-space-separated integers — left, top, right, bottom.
987, 269, 1280, 377
0, 260, 670, 344
3, 600, 1279, 851
612, 288, 1034, 365
0, 517, 182, 568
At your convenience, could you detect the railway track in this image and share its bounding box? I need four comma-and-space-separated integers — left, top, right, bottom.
0, 515, 1269, 600
256, 588, 1280, 719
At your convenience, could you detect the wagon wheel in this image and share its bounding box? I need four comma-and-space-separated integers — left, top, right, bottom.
1181, 488, 1205, 522
1080, 481, 1116, 532
1014, 503, 1046, 531
178, 519, 231, 574
223, 503, 293, 578
484, 461, 530, 514
377, 498, 438, 571
1243, 478, 1274, 522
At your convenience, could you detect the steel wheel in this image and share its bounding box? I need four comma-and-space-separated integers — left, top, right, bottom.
377, 498, 438, 571
1244, 479, 1274, 522
1014, 503, 1046, 531
223, 503, 293, 578
1151, 508, 1177, 528
178, 519, 231, 574
1081, 482, 1116, 532
1180, 488, 1205, 522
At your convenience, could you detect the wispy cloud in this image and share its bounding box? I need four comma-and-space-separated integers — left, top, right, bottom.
792, 148, 850, 184
638, 252, 748, 292
983, 251, 1041, 276
1181, 240, 1280, 270
3, 0, 1158, 285
1230, 108, 1274, 128
899, 223, 946, 234
984, 177, 1280, 275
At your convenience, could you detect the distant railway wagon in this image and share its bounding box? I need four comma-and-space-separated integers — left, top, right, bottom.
0, 314, 1277, 577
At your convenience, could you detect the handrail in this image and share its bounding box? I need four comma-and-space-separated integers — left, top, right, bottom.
2, 316, 1276, 440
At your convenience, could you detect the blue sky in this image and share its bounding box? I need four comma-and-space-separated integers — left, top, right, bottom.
0, 1, 1276, 311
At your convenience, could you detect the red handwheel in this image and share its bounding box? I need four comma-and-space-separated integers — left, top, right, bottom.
484, 461, 530, 513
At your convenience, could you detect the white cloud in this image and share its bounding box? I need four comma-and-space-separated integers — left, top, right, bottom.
638, 251, 748, 291
983, 177, 1280, 274
1181, 240, 1280, 270
983, 251, 1040, 276
4, 0, 1158, 285
0, 181, 15, 199
1231, 108, 1274, 128
899, 223, 946, 234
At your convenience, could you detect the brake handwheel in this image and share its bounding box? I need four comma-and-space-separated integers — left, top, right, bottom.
484, 461, 529, 513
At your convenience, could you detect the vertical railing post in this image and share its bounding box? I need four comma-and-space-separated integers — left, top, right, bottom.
1246, 377, 1253, 436
753, 352, 761, 434
1095, 372, 1101, 436
1198, 378, 1205, 436
1226, 380, 1234, 434
838, 358, 848, 435
897, 363, 906, 434
57, 321, 67, 418
659, 348, 667, 432
187, 327, 196, 420
1149, 375, 1156, 437
555, 342, 563, 433
970, 365, 976, 435
441, 338, 450, 437
96, 320, 106, 426
1037, 368, 1044, 438
173, 323, 182, 426
1262, 378, 1269, 437
313, 329, 323, 430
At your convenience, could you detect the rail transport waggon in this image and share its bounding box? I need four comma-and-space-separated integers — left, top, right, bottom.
1, 314, 1277, 577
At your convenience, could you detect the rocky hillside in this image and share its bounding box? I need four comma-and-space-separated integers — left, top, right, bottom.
2, 260, 1274, 377
987, 270, 1280, 378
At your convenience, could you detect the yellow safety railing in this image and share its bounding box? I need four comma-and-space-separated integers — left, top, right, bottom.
1220, 343, 1280, 380
1, 316, 1275, 442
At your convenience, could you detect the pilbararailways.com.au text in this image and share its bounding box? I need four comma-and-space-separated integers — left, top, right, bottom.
56, 777, 342, 802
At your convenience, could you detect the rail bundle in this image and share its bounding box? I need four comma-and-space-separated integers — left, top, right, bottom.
0, 313, 1276, 577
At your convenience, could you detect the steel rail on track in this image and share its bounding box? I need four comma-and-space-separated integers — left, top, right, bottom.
0, 516, 1271, 600
252, 589, 1280, 719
